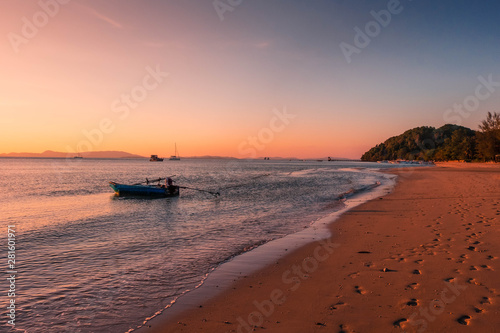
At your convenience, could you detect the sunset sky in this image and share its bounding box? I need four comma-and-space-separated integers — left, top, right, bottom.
1, 0, 499, 158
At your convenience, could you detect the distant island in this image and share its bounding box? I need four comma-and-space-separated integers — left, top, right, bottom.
361, 112, 500, 162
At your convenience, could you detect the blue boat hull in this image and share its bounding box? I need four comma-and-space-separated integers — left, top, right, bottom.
109, 182, 179, 197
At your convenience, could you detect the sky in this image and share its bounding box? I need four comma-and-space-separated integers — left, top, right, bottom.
1, 0, 499, 159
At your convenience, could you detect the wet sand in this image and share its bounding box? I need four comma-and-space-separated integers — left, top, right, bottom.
140, 163, 500, 333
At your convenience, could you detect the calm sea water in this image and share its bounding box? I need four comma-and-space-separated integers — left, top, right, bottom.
1, 158, 408, 332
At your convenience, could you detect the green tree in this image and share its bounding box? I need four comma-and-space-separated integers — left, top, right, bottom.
476, 112, 500, 161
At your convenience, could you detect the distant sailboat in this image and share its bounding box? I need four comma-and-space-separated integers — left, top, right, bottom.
169, 143, 180, 161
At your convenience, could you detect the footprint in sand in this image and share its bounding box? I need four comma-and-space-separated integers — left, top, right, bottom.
380, 268, 398, 272
338, 323, 351, 333
480, 264, 493, 271
406, 298, 418, 306
328, 301, 346, 311
412, 269, 421, 275
467, 278, 482, 286
406, 282, 419, 290
393, 318, 407, 328
480, 297, 491, 305
457, 315, 471, 325
473, 306, 484, 313
354, 285, 366, 295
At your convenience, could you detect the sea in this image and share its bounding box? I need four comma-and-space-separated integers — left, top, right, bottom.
0, 158, 419, 332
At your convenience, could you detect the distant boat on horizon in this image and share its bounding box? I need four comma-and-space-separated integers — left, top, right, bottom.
169, 143, 180, 161
149, 154, 164, 162
73, 154, 83, 159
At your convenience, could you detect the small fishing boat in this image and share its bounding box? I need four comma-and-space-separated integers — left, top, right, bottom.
109, 182, 179, 197
150, 154, 164, 162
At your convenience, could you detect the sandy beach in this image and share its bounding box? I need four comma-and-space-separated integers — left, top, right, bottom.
141, 163, 500, 333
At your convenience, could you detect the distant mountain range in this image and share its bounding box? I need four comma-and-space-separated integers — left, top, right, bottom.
0, 150, 145, 159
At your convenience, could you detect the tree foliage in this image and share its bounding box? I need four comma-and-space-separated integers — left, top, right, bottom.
361, 124, 476, 162
476, 112, 500, 161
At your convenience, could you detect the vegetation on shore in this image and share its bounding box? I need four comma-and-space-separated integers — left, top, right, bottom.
361, 112, 500, 162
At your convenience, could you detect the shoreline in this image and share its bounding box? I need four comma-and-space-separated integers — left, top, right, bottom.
135, 169, 398, 332
137, 163, 500, 332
